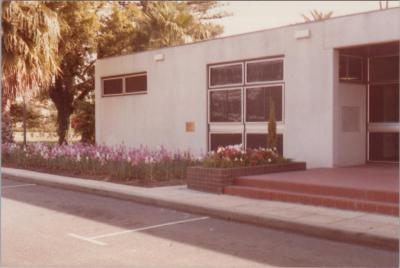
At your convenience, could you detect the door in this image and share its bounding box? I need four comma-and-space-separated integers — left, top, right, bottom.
367, 54, 399, 162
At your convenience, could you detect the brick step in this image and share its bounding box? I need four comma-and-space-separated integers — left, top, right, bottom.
233, 177, 399, 203
224, 186, 399, 216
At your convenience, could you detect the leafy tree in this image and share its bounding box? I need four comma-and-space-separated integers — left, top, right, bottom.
267, 100, 277, 152
71, 97, 95, 144
49, 1, 226, 144
302, 10, 333, 22
98, 1, 228, 58
1, 1, 60, 100
46, 1, 101, 144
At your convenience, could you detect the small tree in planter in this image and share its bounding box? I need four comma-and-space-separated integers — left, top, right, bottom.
267, 100, 277, 152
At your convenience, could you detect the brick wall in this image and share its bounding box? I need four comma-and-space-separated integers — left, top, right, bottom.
187, 162, 306, 193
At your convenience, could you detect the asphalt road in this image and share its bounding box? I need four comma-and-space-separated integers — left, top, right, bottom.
1, 177, 398, 267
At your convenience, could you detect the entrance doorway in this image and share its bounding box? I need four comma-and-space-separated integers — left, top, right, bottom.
339, 41, 399, 162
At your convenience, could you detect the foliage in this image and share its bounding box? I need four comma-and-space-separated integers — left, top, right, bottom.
47, 1, 101, 144
98, 1, 227, 58
302, 10, 333, 22
71, 99, 95, 144
9, 102, 42, 130
202, 145, 287, 168
2, 112, 14, 144
267, 100, 277, 152
1, 1, 60, 100
2, 143, 197, 182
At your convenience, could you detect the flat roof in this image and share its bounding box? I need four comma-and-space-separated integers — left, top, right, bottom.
98, 7, 400, 61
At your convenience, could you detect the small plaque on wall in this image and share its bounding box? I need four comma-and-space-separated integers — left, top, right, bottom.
186, 122, 195, 132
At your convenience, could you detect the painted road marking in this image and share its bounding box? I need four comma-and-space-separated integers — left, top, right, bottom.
68, 216, 209, 246
91, 216, 210, 240
2, 183, 36, 189
67, 233, 107, 246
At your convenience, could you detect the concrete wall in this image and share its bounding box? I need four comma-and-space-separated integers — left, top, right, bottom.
95, 8, 400, 168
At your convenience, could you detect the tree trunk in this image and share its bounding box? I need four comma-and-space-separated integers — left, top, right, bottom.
23, 97, 27, 147
50, 76, 74, 145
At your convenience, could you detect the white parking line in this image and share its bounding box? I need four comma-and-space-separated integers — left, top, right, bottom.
91, 216, 210, 240
68, 216, 209, 246
67, 233, 107, 246
2, 183, 36, 189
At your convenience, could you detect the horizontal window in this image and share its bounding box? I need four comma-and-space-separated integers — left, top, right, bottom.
209, 64, 243, 87
210, 89, 241, 122
126, 74, 147, 93
246, 59, 283, 83
103, 78, 123, 95
102, 72, 147, 96
339, 55, 363, 82
246, 133, 283, 155
210, 133, 242, 151
246, 86, 283, 122
369, 56, 399, 83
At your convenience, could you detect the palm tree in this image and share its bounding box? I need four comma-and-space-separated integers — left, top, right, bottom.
140, 1, 223, 49
2, 1, 60, 100
302, 10, 333, 22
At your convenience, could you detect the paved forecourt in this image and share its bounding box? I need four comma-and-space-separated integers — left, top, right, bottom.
2, 177, 398, 267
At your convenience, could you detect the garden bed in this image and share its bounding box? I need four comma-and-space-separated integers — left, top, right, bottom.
187, 162, 306, 193
187, 144, 306, 193
2, 143, 196, 187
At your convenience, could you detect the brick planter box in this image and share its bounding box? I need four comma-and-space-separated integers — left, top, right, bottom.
187, 162, 306, 193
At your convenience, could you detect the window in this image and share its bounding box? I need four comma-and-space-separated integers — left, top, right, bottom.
339, 55, 363, 82
208, 56, 284, 153
246, 133, 283, 155
102, 72, 147, 96
210, 133, 242, 151
246, 86, 283, 122
369, 132, 399, 162
209, 64, 243, 87
126, 74, 147, 93
246, 59, 283, 83
209, 89, 241, 122
369, 56, 399, 83
369, 83, 399, 123
103, 78, 123, 95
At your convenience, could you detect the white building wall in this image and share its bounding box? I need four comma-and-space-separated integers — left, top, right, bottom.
95, 8, 400, 168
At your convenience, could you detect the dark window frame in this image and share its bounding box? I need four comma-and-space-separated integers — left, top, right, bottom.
208, 62, 244, 89
244, 84, 284, 123
209, 132, 243, 151
245, 58, 284, 84
208, 88, 243, 123
245, 133, 284, 155
102, 72, 147, 97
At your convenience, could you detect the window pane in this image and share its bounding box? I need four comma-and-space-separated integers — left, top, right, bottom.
347, 57, 363, 81
369, 84, 399, 122
210, 90, 241, 122
339, 56, 363, 82
210, 133, 242, 151
246, 133, 283, 155
209, 64, 242, 87
247, 60, 283, 82
369, 132, 399, 161
126, 75, 147, 93
103, 78, 123, 95
370, 56, 399, 82
246, 86, 282, 122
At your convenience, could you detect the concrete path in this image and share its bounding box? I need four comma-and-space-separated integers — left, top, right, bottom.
2, 167, 399, 251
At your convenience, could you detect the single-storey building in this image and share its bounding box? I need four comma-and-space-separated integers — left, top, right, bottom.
95, 8, 399, 168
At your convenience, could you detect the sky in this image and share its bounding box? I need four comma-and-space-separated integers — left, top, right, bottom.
216, 1, 400, 37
